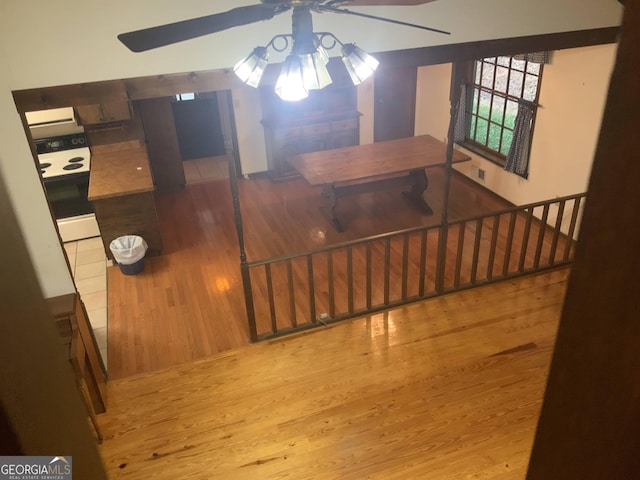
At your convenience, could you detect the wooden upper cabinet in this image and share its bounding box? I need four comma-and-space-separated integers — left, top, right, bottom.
76, 101, 131, 125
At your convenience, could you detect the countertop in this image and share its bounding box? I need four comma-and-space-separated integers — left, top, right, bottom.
88, 141, 154, 201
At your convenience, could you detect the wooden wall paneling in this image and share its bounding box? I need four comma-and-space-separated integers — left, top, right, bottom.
136, 97, 186, 191
123, 70, 241, 101
527, 4, 640, 478
12, 79, 128, 111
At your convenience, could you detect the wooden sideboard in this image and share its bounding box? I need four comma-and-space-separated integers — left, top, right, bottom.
260, 84, 360, 182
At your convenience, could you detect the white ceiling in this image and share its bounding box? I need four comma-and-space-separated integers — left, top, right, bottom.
0, 0, 624, 90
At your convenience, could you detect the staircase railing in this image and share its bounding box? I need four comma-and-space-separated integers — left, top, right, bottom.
242, 192, 585, 341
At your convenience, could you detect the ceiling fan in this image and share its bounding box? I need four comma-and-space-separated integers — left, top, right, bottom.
117, 0, 448, 53
117, 1, 449, 101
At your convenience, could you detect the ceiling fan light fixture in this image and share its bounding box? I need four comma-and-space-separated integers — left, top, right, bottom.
341, 43, 379, 85
233, 46, 268, 88
275, 55, 309, 102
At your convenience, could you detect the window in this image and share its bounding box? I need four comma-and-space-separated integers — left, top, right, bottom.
175, 92, 196, 101
462, 56, 543, 166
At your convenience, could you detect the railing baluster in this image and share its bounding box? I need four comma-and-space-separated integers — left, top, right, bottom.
470, 218, 482, 283
534, 204, 550, 268
347, 247, 354, 314
402, 234, 410, 299
265, 263, 277, 334
241, 262, 258, 342
503, 212, 517, 276
418, 230, 427, 296
549, 200, 566, 264
286, 259, 297, 328
454, 222, 465, 288
518, 207, 534, 272
487, 215, 500, 280
366, 242, 372, 309
307, 255, 316, 322
564, 196, 582, 261
327, 251, 335, 319
384, 238, 391, 305
435, 228, 446, 293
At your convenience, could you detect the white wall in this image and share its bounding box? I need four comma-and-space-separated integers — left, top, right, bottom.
0, 1, 622, 296
0, 56, 75, 297
415, 44, 618, 207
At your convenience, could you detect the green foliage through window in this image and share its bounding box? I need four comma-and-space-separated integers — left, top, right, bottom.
465, 56, 542, 162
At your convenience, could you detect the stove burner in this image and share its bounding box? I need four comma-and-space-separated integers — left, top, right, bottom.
40, 162, 52, 169
63, 163, 84, 171
68, 156, 85, 163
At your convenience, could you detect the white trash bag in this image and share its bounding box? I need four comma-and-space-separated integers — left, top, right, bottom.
109, 235, 148, 266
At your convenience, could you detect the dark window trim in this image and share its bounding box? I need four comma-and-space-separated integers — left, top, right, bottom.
458, 57, 544, 168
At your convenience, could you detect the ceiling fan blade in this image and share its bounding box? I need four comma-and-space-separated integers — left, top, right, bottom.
344, 1, 438, 5
318, 4, 450, 35
118, 4, 289, 52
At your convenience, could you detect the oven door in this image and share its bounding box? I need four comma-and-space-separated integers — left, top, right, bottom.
43, 172, 93, 219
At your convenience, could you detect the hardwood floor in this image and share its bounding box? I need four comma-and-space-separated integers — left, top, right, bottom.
99, 267, 569, 479
107, 167, 514, 379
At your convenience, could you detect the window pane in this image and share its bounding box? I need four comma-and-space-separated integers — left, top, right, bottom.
523, 74, 539, 101
505, 100, 519, 129
526, 62, 541, 75
497, 56, 511, 67
480, 62, 495, 88
511, 58, 526, 72
475, 118, 489, 144
494, 66, 509, 94
478, 90, 492, 118
491, 95, 506, 124
488, 122, 502, 151
500, 128, 514, 155
508, 70, 524, 97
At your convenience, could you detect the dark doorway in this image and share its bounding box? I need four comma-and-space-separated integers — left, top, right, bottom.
172, 93, 227, 160
373, 66, 418, 142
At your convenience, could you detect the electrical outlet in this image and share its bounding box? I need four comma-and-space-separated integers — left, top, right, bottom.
478, 168, 485, 180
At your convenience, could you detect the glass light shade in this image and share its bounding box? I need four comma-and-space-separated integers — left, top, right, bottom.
299, 52, 333, 90
316, 45, 330, 65
233, 47, 268, 88
341, 43, 379, 85
275, 55, 309, 102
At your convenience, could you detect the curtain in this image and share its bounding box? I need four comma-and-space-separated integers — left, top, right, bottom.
453, 83, 467, 143
513, 51, 551, 64
504, 100, 535, 178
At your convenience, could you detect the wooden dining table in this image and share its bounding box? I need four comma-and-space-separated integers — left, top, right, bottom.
288, 134, 472, 232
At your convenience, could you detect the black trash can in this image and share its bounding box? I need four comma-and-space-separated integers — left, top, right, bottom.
109, 235, 148, 275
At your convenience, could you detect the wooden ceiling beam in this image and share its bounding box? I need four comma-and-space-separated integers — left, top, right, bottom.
374, 26, 620, 69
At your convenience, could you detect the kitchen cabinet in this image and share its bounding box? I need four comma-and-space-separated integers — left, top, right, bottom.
46, 293, 107, 417
76, 101, 131, 125
261, 85, 360, 182
88, 141, 162, 260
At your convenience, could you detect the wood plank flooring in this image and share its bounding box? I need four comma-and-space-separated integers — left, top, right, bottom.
107, 165, 518, 379
99, 267, 569, 479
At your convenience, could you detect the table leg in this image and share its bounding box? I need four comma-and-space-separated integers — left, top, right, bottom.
320, 184, 344, 232
402, 169, 433, 215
